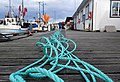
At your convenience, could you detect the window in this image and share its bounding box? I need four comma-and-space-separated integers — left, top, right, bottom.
85, 4, 89, 19
111, 0, 120, 17
12, 19, 14, 22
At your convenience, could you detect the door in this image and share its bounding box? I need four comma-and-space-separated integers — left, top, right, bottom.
82, 14, 85, 30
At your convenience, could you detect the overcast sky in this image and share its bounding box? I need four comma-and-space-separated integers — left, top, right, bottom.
0, 0, 83, 22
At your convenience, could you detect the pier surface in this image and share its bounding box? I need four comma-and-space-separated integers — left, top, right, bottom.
0, 30, 120, 82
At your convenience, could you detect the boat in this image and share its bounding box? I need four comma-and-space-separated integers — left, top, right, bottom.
0, 18, 28, 35
0, 0, 28, 36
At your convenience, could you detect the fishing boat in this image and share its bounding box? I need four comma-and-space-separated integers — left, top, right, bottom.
0, 18, 27, 35
0, 0, 28, 36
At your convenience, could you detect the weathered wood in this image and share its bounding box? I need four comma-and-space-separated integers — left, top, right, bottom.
0, 30, 120, 82
0, 58, 120, 66
1, 64, 120, 74
0, 74, 120, 82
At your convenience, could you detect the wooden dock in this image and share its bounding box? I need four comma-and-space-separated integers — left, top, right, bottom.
0, 30, 120, 82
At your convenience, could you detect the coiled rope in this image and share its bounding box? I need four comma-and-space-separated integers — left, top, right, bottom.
9, 30, 113, 82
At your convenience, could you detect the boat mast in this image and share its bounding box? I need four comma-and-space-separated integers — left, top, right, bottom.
38, 2, 41, 22
9, 0, 12, 17
22, 0, 24, 19
20, 0, 24, 25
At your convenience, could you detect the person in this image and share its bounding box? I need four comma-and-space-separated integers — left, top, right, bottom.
28, 23, 33, 36
58, 22, 62, 29
48, 24, 51, 31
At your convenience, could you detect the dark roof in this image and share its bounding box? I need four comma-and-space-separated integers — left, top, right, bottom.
65, 17, 73, 24
73, 0, 89, 17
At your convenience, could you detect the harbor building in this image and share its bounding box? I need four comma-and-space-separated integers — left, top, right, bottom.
73, 0, 120, 32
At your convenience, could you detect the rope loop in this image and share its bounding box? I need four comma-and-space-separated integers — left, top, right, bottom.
9, 73, 26, 82
26, 67, 64, 82
9, 30, 113, 82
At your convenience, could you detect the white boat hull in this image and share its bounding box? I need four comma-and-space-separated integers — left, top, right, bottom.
0, 25, 28, 34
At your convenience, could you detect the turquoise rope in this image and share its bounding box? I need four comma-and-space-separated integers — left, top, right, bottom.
10, 67, 63, 82
26, 67, 64, 82
9, 30, 113, 82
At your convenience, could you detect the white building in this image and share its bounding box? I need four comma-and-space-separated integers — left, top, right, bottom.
73, 0, 120, 31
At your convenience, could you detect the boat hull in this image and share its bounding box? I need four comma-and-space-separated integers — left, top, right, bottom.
0, 29, 27, 34
0, 25, 28, 34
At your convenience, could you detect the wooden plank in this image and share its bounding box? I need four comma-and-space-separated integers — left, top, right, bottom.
0, 30, 120, 82
0, 58, 119, 66
0, 74, 120, 82
1, 64, 120, 75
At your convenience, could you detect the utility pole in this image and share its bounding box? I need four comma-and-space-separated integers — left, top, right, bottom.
42, 2, 44, 15
38, 1, 46, 21
42, 2, 46, 15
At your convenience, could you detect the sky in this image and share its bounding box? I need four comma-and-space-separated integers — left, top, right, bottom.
0, 0, 83, 22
